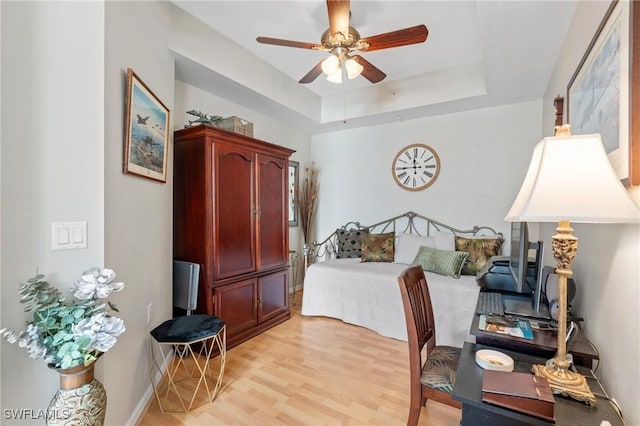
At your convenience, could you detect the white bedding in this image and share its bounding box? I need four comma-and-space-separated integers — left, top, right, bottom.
301, 258, 480, 347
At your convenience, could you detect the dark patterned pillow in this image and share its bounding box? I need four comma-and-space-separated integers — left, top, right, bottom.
336, 229, 369, 258
454, 236, 504, 275
361, 232, 395, 262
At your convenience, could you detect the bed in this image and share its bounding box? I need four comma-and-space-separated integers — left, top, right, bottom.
301, 211, 504, 347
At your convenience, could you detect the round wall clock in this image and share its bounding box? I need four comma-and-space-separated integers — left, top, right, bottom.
392, 143, 441, 191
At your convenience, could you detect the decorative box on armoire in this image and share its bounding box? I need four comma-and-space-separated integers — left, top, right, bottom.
173, 124, 295, 349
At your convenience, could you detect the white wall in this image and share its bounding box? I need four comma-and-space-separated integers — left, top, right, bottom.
542, 1, 640, 424
0, 0, 4, 410
311, 100, 543, 244
104, 2, 175, 425
174, 81, 312, 286
1, 2, 105, 424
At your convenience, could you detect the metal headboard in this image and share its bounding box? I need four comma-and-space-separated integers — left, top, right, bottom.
303, 211, 502, 269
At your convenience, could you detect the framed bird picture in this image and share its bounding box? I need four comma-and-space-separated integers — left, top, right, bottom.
124, 68, 170, 183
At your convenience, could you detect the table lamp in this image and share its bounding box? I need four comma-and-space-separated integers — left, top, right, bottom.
505, 124, 640, 405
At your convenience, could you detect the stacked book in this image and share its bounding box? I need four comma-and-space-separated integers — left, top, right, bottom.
482, 370, 555, 423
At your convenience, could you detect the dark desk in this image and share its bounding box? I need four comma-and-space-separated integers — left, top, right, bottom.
452, 342, 624, 426
470, 309, 598, 369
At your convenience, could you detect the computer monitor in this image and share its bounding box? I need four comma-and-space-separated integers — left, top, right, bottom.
509, 222, 532, 294
505, 222, 547, 317
478, 223, 543, 295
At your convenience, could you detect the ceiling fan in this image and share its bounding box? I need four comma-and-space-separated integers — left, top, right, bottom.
256, 0, 428, 84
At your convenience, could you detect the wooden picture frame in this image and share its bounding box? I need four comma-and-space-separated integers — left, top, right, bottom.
631, 0, 639, 186
288, 161, 299, 227
124, 68, 170, 183
567, 0, 638, 186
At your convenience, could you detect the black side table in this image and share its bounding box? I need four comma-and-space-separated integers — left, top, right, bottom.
452, 342, 624, 426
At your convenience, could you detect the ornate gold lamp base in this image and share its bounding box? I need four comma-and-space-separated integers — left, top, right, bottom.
532, 218, 597, 407
532, 363, 596, 406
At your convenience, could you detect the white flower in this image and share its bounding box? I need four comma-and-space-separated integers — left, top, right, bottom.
72, 268, 124, 301
93, 334, 117, 352
72, 312, 126, 353
1, 268, 126, 368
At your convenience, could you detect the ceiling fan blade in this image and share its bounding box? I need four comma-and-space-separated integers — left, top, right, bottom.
360, 24, 428, 52
326, 0, 350, 36
353, 55, 386, 84
256, 36, 323, 50
299, 61, 324, 84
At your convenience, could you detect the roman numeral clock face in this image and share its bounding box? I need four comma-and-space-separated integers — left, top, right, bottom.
392, 144, 441, 191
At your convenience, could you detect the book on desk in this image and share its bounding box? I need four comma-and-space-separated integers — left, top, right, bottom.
482, 370, 555, 423
479, 314, 534, 340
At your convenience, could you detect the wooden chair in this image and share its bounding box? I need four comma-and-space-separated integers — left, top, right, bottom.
397, 265, 462, 426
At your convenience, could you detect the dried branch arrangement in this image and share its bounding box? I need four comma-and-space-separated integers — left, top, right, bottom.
294, 164, 319, 244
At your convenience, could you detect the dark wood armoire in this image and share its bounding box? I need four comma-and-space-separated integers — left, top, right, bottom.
173, 125, 294, 348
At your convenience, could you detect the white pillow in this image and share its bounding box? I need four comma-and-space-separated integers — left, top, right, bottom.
395, 233, 436, 264
434, 231, 455, 251
395, 231, 456, 264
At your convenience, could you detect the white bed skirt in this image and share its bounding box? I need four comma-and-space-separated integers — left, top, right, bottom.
301, 258, 480, 347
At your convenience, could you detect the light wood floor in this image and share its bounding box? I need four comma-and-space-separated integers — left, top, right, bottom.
138, 292, 462, 425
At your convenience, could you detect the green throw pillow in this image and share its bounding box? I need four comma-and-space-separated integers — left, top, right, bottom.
361, 232, 395, 262
411, 246, 469, 278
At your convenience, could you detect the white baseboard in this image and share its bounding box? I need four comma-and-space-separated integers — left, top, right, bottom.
125, 348, 173, 426
125, 384, 154, 426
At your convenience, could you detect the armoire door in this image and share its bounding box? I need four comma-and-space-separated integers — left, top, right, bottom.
214, 278, 258, 336
258, 270, 288, 323
256, 154, 288, 270
214, 143, 256, 279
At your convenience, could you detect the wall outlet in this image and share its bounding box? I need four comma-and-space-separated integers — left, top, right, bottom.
147, 302, 153, 324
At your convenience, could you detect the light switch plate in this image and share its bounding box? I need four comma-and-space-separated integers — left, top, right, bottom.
52, 222, 87, 250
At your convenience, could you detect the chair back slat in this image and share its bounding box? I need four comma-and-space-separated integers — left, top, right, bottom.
398, 266, 437, 376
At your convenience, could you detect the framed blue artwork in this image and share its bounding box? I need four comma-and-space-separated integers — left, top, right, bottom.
124, 68, 170, 183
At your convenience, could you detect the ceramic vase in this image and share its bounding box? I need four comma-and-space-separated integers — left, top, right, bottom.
47, 360, 106, 426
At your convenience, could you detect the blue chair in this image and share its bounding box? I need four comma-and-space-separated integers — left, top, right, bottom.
149, 261, 226, 413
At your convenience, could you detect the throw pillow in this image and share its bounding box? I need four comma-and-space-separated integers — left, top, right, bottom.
336, 229, 369, 258
395, 233, 436, 264
361, 232, 395, 262
454, 236, 504, 275
411, 246, 469, 278
434, 231, 455, 251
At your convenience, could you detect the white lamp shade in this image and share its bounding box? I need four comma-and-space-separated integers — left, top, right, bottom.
505, 133, 640, 223
326, 70, 342, 83
321, 55, 340, 75
345, 57, 363, 79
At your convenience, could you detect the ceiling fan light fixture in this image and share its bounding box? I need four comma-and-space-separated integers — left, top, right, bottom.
257, 2, 428, 85
321, 54, 340, 75
345, 57, 363, 79
326, 69, 343, 84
